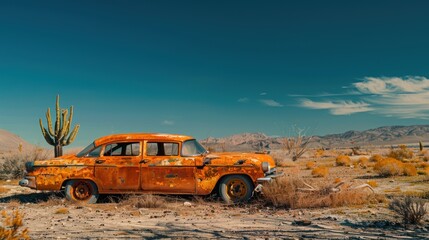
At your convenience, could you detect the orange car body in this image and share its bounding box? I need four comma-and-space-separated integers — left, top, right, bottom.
20, 133, 280, 197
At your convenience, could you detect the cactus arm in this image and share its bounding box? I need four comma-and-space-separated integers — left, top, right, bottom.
54, 95, 60, 136
58, 109, 69, 141
39, 118, 55, 145
63, 125, 79, 146
46, 108, 55, 136
63, 106, 73, 137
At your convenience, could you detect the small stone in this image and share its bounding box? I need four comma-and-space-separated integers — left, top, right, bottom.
183, 201, 192, 207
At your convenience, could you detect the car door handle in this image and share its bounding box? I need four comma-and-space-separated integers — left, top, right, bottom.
139, 159, 149, 164
95, 160, 105, 164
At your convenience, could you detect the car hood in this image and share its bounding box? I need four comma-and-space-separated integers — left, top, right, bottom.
205, 152, 276, 168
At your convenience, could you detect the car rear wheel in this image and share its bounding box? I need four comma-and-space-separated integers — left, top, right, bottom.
65, 180, 99, 204
219, 175, 253, 203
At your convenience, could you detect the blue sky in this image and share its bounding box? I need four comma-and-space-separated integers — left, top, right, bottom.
1, 1, 429, 148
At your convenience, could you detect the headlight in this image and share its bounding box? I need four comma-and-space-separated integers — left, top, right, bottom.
25, 161, 34, 172
261, 162, 270, 173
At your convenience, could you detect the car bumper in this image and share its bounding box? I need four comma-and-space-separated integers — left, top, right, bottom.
257, 172, 284, 182
19, 176, 36, 189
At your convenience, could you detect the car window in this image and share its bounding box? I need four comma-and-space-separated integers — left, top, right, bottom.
146, 142, 179, 156
104, 142, 140, 156
182, 139, 207, 157
87, 146, 102, 157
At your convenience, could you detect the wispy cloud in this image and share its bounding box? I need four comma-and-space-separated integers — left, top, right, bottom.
237, 97, 249, 103
260, 99, 283, 107
162, 120, 174, 125
297, 76, 429, 119
260, 92, 267, 96
300, 99, 374, 115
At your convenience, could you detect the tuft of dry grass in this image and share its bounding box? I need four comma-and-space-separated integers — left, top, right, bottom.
336, 155, 351, 166
0, 210, 29, 240
357, 157, 369, 167
374, 157, 404, 177
54, 208, 69, 214
370, 154, 384, 162
7, 199, 21, 208
120, 194, 167, 209
389, 196, 427, 224
305, 161, 316, 170
417, 166, 429, 175
262, 177, 375, 209
403, 163, 417, 176
0, 186, 9, 194
311, 166, 329, 178
0, 147, 51, 180
388, 145, 414, 161
366, 180, 378, 188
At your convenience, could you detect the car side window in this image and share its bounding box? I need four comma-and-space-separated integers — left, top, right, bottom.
104, 142, 140, 156
87, 146, 102, 157
146, 142, 179, 156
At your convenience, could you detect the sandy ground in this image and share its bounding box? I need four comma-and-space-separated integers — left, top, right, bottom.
0, 184, 428, 240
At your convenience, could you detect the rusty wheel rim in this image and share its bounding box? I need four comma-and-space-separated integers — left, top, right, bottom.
72, 181, 92, 201
226, 178, 247, 201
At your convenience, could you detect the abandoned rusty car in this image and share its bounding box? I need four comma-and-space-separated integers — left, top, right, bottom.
20, 133, 282, 203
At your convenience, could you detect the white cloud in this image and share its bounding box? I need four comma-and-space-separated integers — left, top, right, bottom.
237, 97, 249, 103
162, 120, 174, 125
260, 92, 267, 96
298, 76, 429, 119
300, 99, 374, 115
260, 99, 283, 107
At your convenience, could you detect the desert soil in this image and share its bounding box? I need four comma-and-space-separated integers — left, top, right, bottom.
0, 183, 428, 240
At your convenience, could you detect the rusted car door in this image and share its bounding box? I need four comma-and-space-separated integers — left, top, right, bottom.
94, 141, 141, 191
140, 141, 196, 193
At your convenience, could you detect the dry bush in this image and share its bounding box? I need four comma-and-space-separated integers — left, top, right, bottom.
388, 145, 414, 161
314, 149, 325, 158
417, 162, 429, 168
262, 177, 375, 209
282, 128, 312, 161
311, 166, 328, 177
357, 157, 369, 167
121, 195, 166, 209
370, 154, 384, 162
367, 180, 378, 188
305, 162, 315, 170
0, 210, 29, 240
374, 157, 404, 177
403, 163, 417, 176
336, 155, 351, 166
0, 147, 51, 180
418, 167, 429, 175
54, 208, 69, 214
389, 196, 427, 224
0, 186, 9, 194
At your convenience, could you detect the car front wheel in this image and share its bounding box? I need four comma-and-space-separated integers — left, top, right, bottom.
65, 180, 99, 204
219, 175, 253, 203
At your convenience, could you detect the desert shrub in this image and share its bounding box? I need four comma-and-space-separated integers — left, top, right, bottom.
0, 148, 51, 179
121, 195, 166, 209
389, 196, 427, 224
336, 155, 351, 166
0, 210, 29, 239
417, 162, 429, 168
305, 162, 315, 169
55, 208, 69, 214
418, 167, 429, 175
314, 149, 325, 158
262, 177, 374, 209
403, 163, 417, 176
311, 166, 328, 177
369, 154, 384, 162
388, 145, 414, 160
374, 157, 404, 177
367, 180, 378, 188
357, 157, 369, 166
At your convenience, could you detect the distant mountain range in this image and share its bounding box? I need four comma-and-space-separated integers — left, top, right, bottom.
1, 125, 429, 153
201, 125, 429, 151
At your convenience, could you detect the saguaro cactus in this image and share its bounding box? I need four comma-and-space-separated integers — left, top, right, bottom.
39, 95, 80, 157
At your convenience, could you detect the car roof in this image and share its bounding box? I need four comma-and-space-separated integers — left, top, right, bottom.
94, 133, 194, 146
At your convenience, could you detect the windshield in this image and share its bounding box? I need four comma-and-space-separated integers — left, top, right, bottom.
76, 142, 96, 157
181, 139, 207, 157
